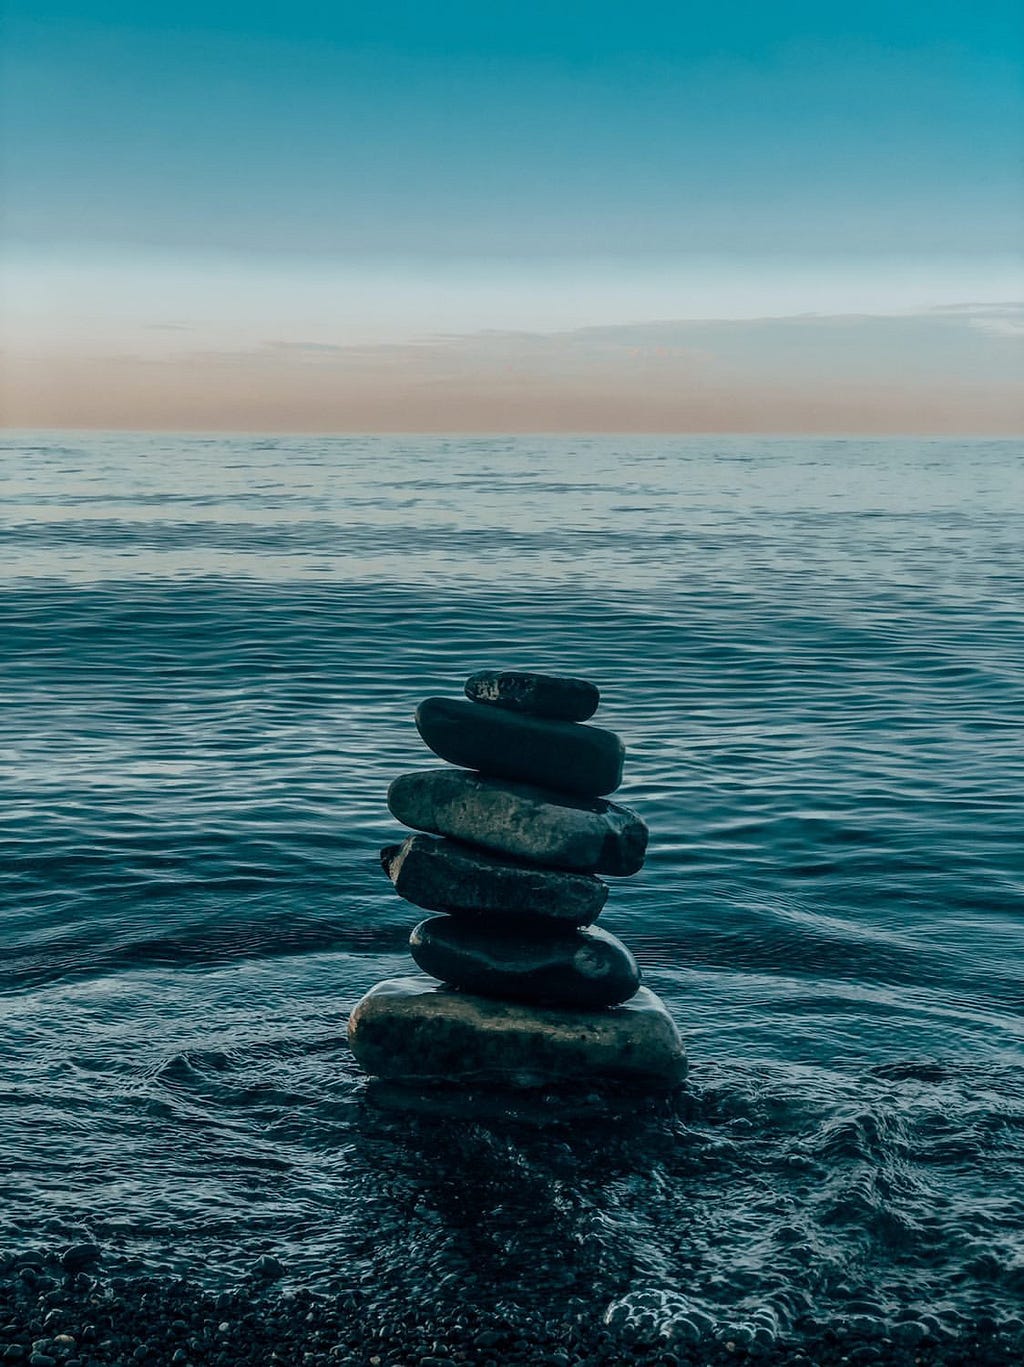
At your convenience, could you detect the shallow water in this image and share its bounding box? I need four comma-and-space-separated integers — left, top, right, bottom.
2, 433, 1023, 1344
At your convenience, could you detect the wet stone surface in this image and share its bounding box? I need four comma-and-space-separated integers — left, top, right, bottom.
381, 833, 608, 925
347, 975, 686, 1090
386, 768, 648, 875
409, 916, 641, 1007
415, 695, 625, 797
464, 668, 600, 722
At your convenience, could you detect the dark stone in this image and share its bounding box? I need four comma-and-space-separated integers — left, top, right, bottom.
474, 1331, 505, 1350
409, 917, 641, 1007
381, 835, 607, 925
415, 697, 624, 796
891, 1322, 929, 1346
464, 669, 599, 722
347, 976, 686, 1090
249, 1256, 284, 1281
59, 1246, 100, 1275
387, 768, 648, 875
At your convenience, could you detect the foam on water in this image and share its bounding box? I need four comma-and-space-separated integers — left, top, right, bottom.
1, 433, 1022, 1340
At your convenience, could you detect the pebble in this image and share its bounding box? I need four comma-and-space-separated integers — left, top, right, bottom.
346, 975, 686, 1089
474, 1330, 504, 1349
381, 835, 608, 925
464, 669, 600, 722
387, 769, 648, 875
891, 1319, 929, 1345
58, 1248, 100, 1276
415, 697, 624, 796
250, 1256, 284, 1280
409, 917, 641, 1007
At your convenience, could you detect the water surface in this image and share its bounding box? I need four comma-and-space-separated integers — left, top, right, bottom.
2, 433, 1022, 1345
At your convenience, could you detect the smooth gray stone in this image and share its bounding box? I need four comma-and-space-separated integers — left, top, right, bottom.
465, 669, 599, 722
347, 976, 687, 1091
387, 768, 648, 875
415, 696, 624, 797
409, 917, 640, 1007
381, 834, 607, 925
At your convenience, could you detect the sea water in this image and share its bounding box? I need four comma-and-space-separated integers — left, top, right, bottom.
2, 433, 1022, 1341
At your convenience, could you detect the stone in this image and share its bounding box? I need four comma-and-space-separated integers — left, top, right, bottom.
409, 916, 641, 1007
250, 1255, 284, 1279
381, 834, 608, 925
60, 1243, 101, 1273
347, 976, 686, 1090
464, 669, 599, 721
415, 696, 624, 797
387, 768, 648, 875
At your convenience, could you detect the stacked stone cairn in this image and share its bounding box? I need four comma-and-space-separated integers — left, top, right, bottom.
347, 670, 687, 1092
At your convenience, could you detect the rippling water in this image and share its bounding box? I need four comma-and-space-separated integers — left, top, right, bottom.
2, 433, 1023, 1344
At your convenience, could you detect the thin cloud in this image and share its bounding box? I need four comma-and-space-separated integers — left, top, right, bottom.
929, 302, 1023, 316
265, 341, 350, 354
969, 317, 1024, 338
4, 306, 1022, 433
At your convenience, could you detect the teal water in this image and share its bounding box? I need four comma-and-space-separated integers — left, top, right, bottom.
1, 434, 1022, 1345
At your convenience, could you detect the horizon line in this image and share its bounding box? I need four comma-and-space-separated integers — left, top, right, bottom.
4, 426, 1022, 440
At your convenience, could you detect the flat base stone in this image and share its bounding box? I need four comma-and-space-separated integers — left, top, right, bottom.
347, 976, 686, 1092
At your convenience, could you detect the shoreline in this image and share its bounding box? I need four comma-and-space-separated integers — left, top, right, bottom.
3, 1256, 1022, 1367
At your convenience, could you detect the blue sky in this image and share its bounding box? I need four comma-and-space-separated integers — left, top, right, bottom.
2, 1, 1021, 429
5, 0, 1021, 255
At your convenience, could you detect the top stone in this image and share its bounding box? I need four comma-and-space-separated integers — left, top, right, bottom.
465, 669, 599, 722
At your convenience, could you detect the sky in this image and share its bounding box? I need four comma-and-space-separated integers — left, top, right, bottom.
2, 1, 1022, 431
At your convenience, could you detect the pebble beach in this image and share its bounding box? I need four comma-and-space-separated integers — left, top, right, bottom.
4, 1249, 1024, 1367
